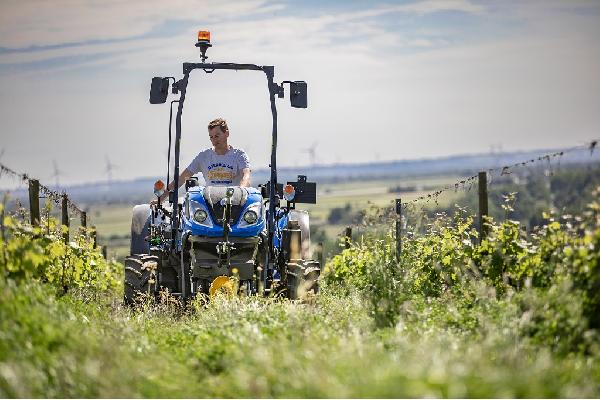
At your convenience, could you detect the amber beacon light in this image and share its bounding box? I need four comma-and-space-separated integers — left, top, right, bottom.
197, 30, 211, 43
195, 30, 212, 62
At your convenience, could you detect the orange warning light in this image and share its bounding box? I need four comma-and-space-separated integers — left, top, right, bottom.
154, 180, 165, 191
197, 30, 211, 42
154, 180, 166, 197
283, 184, 296, 201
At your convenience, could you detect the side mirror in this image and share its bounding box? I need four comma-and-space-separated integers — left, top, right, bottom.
290, 81, 307, 108
149, 77, 169, 104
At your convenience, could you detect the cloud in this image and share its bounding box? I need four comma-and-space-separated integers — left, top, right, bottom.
395, 0, 484, 15
0, 0, 487, 75
0, 0, 282, 49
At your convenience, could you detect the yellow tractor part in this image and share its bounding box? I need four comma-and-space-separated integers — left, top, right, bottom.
209, 275, 235, 297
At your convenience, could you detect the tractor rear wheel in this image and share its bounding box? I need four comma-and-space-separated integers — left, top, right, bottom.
286, 261, 320, 300
124, 254, 160, 305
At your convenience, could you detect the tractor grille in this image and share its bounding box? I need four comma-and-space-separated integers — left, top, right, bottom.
210, 203, 243, 224
203, 186, 248, 225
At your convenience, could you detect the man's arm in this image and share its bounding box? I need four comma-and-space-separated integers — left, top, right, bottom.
155, 168, 194, 203
239, 168, 251, 187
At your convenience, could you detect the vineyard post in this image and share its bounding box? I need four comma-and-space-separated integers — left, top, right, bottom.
80, 211, 87, 228
344, 226, 352, 249
91, 225, 97, 248
317, 241, 324, 268
28, 179, 40, 226
61, 193, 69, 244
102, 245, 107, 260
395, 198, 402, 261
478, 171, 489, 242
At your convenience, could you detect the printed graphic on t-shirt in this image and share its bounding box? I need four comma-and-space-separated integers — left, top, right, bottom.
206, 162, 235, 185
186, 147, 250, 186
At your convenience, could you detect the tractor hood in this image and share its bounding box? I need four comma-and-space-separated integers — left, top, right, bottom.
182, 186, 265, 238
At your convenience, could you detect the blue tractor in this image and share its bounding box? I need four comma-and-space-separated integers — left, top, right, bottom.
124, 31, 320, 302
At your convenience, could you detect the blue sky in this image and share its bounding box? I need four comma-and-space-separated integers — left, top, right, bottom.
0, 0, 599, 186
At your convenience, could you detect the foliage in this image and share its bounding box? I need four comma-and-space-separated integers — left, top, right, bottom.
1, 187, 600, 397
0, 203, 121, 293
325, 188, 600, 355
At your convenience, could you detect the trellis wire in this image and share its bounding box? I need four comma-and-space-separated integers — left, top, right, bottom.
0, 162, 85, 217
402, 139, 597, 211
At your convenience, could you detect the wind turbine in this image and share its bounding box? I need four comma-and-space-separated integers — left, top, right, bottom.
50, 160, 64, 190
104, 155, 118, 187
302, 141, 318, 167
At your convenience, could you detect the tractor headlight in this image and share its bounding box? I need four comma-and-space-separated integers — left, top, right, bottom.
188, 199, 213, 228
243, 210, 258, 224
239, 202, 262, 227
194, 209, 208, 223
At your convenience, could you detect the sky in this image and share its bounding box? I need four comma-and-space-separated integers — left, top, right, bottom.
0, 0, 599, 186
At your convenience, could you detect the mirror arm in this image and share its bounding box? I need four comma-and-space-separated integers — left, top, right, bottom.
171, 73, 189, 249
166, 100, 180, 191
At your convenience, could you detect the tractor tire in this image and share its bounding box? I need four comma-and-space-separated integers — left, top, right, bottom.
124, 254, 160, 305
286, 261, 320, 300
130, 204, 151, 255
288, 210, 311, 259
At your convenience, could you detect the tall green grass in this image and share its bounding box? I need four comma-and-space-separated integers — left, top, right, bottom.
1, 192, 599, 398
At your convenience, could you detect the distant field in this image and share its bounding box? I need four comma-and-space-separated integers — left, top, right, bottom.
90, 204, 134, 261
302, 175, 464, 252
304, 175, 463, 220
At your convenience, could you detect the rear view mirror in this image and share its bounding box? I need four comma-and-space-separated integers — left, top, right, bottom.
149, 77, 169, 104
290, 81, 307, 108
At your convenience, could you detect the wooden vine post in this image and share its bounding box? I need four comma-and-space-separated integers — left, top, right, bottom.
61, 193, 69, 244
91, 225, 97, 249
317, 241, 324, 268
344, 226, 352, 249
395, 198, 402, 261
478, 171, 489, 242
28, 179, 40, 226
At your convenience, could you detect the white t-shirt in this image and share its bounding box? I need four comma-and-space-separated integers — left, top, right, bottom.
186, 147, 250, 186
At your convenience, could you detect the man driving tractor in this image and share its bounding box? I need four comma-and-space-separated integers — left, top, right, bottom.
156, 118, 251, 203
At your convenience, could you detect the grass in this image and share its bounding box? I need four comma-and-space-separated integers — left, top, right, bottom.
1, 281, 598, 398
1, 186, 599, 398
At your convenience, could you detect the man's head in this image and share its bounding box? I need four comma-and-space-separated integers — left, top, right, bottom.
207, 118, 229, 148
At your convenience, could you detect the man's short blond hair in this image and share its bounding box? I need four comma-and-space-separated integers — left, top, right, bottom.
208, 118, 229, 133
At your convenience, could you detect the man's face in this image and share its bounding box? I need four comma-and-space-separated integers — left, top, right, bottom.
208, 126, 229, 147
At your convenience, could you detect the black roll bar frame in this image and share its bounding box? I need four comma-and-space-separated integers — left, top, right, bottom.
170, 62, 281, 294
